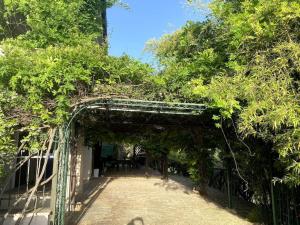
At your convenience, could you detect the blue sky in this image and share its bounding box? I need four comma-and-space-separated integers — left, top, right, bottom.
107, 0, 208, 64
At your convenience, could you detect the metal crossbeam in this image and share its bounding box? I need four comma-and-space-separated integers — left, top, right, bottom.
80, 98, 207, 116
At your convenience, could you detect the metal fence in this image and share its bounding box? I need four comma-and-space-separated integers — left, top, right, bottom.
209, 168, 300, 225
272, 183, 300, 225
0, 152, 53, 211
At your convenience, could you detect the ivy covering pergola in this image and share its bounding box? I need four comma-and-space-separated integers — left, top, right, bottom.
52, 97, 211, 225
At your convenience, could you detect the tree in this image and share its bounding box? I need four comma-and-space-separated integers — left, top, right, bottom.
150, 0, 300, 187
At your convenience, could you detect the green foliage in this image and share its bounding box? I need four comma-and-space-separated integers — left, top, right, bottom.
210, 0, 300, 59
101, 55, 154, 84
147, 20, 228, 101
0, 89, 18, 179
151, 0, 300, 186
0, 39, 107, 124
0, 110, 16, 178
0, 0, 155, 179
204, 0, 300, 185
0, 0, 299, 193
0, 0, 122, 46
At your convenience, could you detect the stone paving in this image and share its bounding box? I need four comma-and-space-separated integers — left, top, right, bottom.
71, 172, 255, 225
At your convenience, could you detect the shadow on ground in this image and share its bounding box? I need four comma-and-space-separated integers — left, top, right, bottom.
105, 167, 160, 178
169, 174, 268, 224
66, 177, 113, 225
153, 178, 192, 194
127, 217, 145, 225
66, 168, 158, 225
66, 169, 266, 225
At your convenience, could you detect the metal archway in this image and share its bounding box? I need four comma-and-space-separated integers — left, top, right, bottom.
51, 98, 208, 225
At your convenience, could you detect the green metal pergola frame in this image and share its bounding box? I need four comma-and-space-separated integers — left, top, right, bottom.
51, 98, 208, 225
73, 98, 207, 116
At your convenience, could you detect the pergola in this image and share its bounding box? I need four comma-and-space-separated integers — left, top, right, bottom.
49, 97, 218, 225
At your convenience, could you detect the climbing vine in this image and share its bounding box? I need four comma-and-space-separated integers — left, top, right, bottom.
0, 0, 155, 180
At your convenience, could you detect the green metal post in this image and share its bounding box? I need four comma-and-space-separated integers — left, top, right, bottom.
294, 188, 300, 225
287, 193, 291, 225
48, 130, 59, 225
53, 126, 71, 225
271, 181, 278, 225
59, 126, 71, 225
50, 146, 59, 225
226, 167, 232, 209
145, 150, 149, 177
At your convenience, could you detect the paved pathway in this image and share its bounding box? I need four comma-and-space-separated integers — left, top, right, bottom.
72, 174, 254, 225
